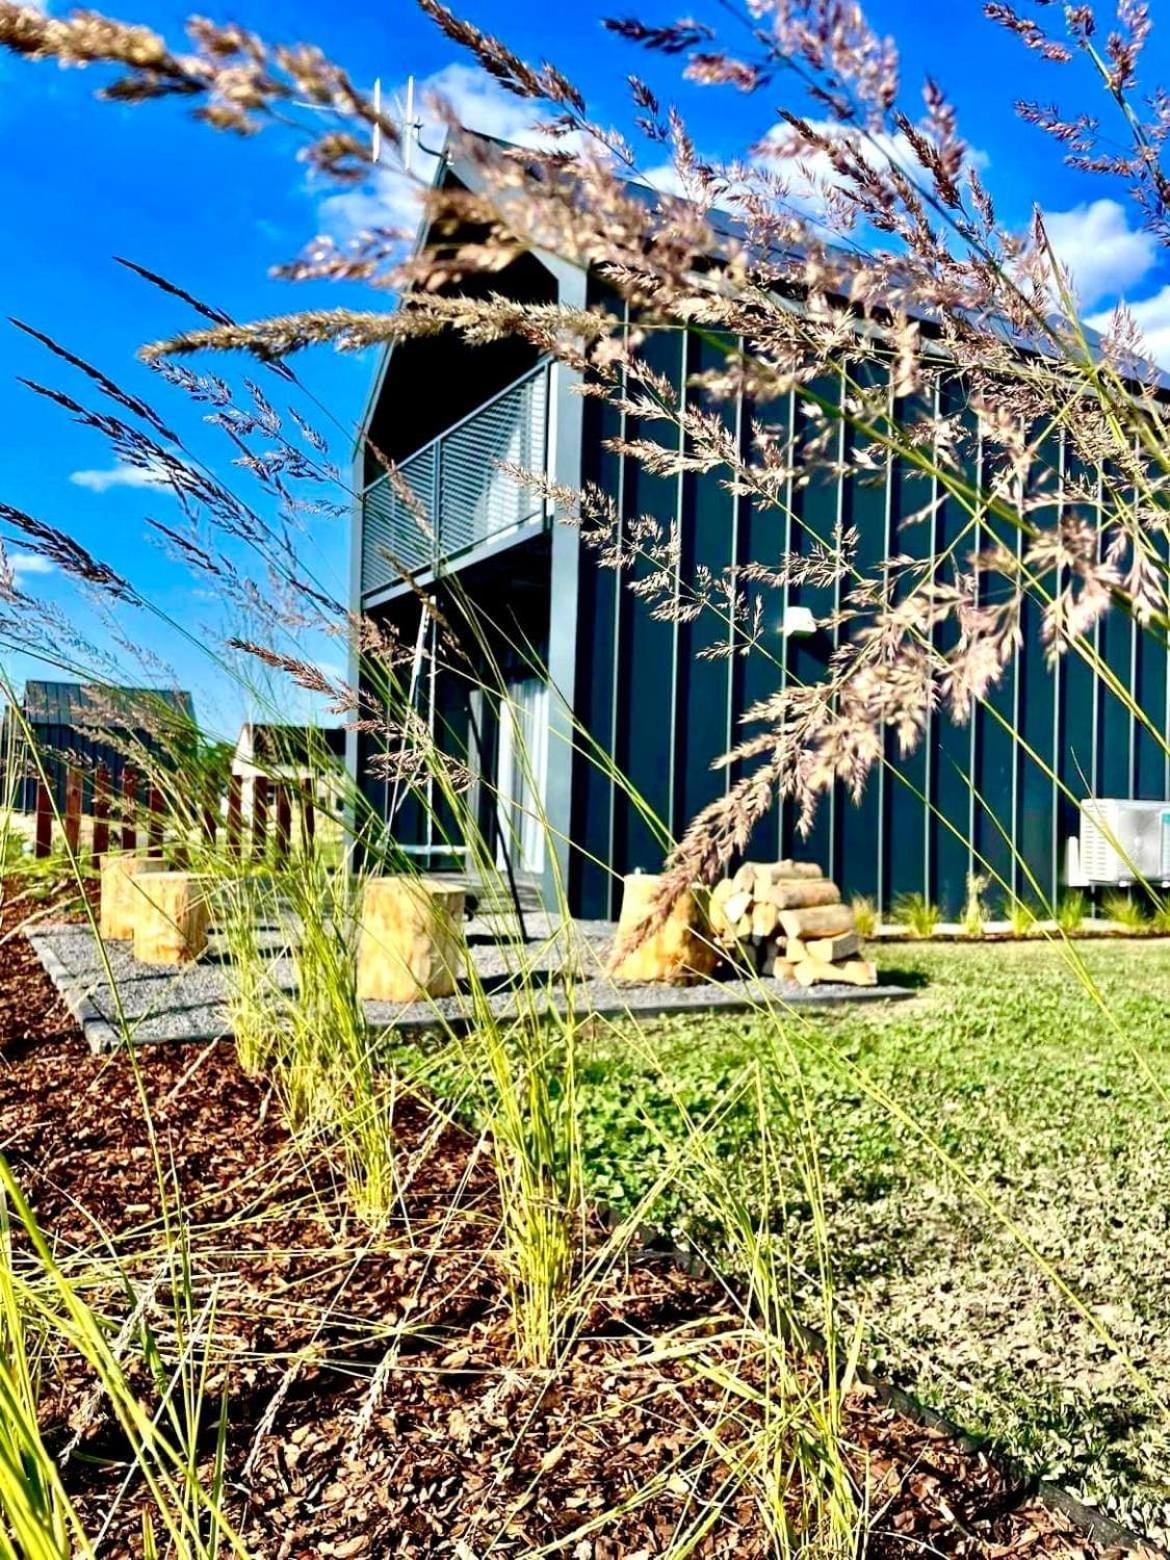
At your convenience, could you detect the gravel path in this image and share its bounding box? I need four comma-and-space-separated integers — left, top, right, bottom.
30, 919, 915, 1052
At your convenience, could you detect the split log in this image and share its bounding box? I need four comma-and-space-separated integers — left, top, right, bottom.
778, 902, 856, 942
754, 879, 841, 911
758, 860, 824, 884
794, 956, 878, 989
356, 877, 466, 1003
132, 871, 210, 965
803, 930, 863, 963
731, 862, 759, 893
761, 948, 797, 982
793, 958, 840, 987
608, 873, 718, 984
709, 879, 737, 937
838, 959, 878, 987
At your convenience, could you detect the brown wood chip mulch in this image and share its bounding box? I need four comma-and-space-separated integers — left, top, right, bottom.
0, 877, 1147, 1557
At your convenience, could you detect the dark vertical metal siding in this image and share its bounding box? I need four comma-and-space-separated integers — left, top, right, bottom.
928, 384, 978, 913
732, 385, 791, 862
571, 328, 1170, 919
833, 358, 887, 903
571, 283, 625, 918
971, 432, 1019, 911
782, 377, 839, 877
1098, 459, 1135, 802
674, 332, 737, 844
1056, 442, 1097, 890
609, 327, 679, 877
882, 384, 933, 907
1016, 434, 1061, 906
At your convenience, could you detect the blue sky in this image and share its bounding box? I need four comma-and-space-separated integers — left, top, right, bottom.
2, 0, 1169, 745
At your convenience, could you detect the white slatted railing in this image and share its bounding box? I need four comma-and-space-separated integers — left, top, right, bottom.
360, 361, 550, 599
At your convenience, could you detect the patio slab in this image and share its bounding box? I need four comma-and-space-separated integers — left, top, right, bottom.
30, 920, 916, 1054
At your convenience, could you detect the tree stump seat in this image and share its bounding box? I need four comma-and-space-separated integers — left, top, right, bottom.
355, 876, 466, 1003
132, 872, 212, 966
608, 872, 718, 984
98, 853, 168, 942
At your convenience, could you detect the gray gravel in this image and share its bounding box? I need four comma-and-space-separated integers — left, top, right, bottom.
30, 918, 915, 1053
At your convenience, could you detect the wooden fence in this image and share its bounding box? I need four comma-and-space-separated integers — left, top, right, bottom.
30, 764, 312, 867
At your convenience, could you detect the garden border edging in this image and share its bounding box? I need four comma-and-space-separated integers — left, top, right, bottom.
609, 1212, 1164, 1557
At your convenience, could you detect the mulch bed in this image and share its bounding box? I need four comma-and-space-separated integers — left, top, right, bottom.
0, 877, 1143, 1556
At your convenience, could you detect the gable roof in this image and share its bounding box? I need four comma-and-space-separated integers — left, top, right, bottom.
359, 126, 1169, 431
21, 681, 195, 730
235, 722, 347, 768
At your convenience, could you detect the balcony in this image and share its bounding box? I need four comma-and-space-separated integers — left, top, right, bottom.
359, 359, 551, 602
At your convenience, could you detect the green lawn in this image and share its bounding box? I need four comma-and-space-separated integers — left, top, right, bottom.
398, 940, 1170, 1541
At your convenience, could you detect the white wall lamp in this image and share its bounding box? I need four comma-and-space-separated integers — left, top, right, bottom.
780, 605, 819, 637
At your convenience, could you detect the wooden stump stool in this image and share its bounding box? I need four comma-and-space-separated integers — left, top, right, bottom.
608, 872, 719, 984
356, 877, 466, 1003
133, 872, 211, 966
99, 853, 167, 941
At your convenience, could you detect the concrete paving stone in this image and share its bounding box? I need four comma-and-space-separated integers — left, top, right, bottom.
30, 917, 915, 1053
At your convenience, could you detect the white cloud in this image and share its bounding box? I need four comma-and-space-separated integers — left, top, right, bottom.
319, 63, 580, 247
10, 553, 54, 579
1087, 283, 1170, 370
69, 461, 168, 494
753, 119, 988, 225
1042, 199, 1157, 310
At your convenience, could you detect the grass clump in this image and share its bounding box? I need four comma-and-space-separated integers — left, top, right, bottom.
961, 873, 988, 939
891, 892, 940, 939
1102, 890, 1151, 933
1056, 890, 1087, 935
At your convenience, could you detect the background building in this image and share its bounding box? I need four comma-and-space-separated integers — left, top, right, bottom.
2, 681, 197, 813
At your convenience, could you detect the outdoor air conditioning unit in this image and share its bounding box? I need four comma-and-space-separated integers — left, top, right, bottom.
1072, 799, 1170, 887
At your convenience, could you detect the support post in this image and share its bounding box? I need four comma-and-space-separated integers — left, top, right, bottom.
275, 784, 291, 860
201, 788, 218, 848
34, 779, 51, 859
226, 773, 242, 858
64, 768, 82, 856
300, 784, 316, 848
252, 776, 269, 861
121, 766, 138, 852
92, 763, 110, 866
148, 783, 164, 858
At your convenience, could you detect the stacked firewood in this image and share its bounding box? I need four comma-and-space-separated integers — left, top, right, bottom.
709, 860, 877, 987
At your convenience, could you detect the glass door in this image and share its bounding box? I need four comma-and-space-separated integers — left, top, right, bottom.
496, 675, 549, 877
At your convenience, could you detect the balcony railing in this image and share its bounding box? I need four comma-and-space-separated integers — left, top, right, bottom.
360, 360, 550, 600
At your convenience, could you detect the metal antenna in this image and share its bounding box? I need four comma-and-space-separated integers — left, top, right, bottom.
372, 78, 383, 165
403, 76, 419, 174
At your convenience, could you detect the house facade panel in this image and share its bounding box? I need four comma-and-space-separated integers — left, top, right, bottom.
352, 148, 1170, 920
